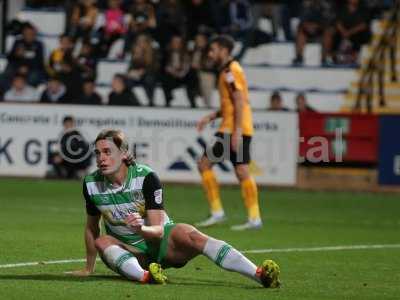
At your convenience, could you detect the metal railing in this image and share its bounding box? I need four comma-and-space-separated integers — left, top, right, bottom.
354, 0, 400, 113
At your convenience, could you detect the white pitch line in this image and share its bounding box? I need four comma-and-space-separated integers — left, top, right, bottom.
1, 244, 400, 269
242, 244, 400, 254
0, 259, 89, 269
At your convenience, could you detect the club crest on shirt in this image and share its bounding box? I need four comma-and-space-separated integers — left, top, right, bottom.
224, 71, 235, 83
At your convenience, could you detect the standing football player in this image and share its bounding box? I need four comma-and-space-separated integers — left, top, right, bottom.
196, 35, 262, 230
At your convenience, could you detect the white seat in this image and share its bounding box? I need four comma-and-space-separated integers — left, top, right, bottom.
0, 56, 7, 72
242, 43, 322, 66
95, 84, 345, 111
97, 60, 129, 84
95, 85, 110, 104
18, 10, 65, 36
249, 90, 345, 112
244, 66, 357, 90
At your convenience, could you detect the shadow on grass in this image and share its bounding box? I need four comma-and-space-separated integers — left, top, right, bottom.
0, 274, 269, 290
168, 275, 261, 290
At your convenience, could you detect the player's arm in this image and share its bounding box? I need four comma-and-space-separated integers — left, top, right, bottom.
197, 110, 222, 132
226, 69, 244, 150
68, 183, 101, 276
136, 209, 165, 241
83, 213, 101, 274
125, 172, 165, 241
231, 90, 244, 134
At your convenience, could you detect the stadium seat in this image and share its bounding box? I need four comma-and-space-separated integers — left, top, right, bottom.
17, 9, 65, 36
0, 56, 7, 73
244, 66, 356, 91
97, 60, 129, 85
242, 43, 322, 66
95, 83, 344, 111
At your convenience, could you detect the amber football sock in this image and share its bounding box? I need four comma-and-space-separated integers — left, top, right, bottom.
241, 177, 261, 221
201, 169, 224, 215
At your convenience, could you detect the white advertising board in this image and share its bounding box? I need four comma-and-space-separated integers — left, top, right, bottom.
0, 103, 298, 185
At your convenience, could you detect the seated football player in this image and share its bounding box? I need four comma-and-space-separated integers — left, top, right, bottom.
69, 129, 280, 287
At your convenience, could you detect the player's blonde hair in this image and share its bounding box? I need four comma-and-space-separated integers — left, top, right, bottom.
95, 129, 135, 166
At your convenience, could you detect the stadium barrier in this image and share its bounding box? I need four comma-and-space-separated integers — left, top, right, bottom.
0, 103, 298, 185
299, 112, 379, 164
378, 115, 400, 185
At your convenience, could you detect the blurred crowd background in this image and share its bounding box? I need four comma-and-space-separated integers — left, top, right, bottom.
0, 0, 394, 108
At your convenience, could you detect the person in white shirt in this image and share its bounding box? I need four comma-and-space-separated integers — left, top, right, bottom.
4, 74, 39, 102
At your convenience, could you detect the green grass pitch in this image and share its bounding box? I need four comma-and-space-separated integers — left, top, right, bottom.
0, 178, 399, 300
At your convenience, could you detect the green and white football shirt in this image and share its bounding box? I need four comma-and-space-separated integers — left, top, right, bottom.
83, 163, 170, 246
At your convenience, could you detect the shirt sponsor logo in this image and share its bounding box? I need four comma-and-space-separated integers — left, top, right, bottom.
154, 189, 163, 204
131, 190, 144, 202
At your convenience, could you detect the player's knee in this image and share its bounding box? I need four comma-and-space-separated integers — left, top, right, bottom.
171, 224, 204, 252
197, 156, 210, 172
235, 165, 249, 181
187, 228, 208, 252
95, 235, 115, 252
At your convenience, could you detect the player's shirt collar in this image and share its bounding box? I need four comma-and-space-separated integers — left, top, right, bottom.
219, 58, 235, 74
103, 165, 133, 190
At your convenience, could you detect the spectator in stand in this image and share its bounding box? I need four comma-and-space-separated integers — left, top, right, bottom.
280, 0, 302, 42
4, 74, 39, 102
104, 0, 126, 36
40, 76, 68, 103
156, 0, 186, 48
219, 0, 271, 60
267, 91, 289, 111
27, 0, 65, 7
190, 31, 215, 108
292, 0, 335, 65
253, 1, 302, 42
76, 41, 98, 79
98, 0, 127, 57
48, 116, 92, 179
108, 73, 141, 106
183, 0, 216, 40
48, 34, 75, 77
79, 78, 103, 105
323, 0, 371, 65
295, 92, 316, 112
124, 0, 157, 54
67, 0, 99, 41
93, 0, 108, 9
57, 58, 83, 101
126, 34, 159, 106
364, 0, 392, 20
251, 0, 281, 41
1, 23, 45, 90
161, 35, 197, 108
220, 0, 253, 40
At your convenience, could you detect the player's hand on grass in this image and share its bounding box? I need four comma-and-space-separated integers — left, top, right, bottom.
125, 213, 144, 232
65, 269, 92, 277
